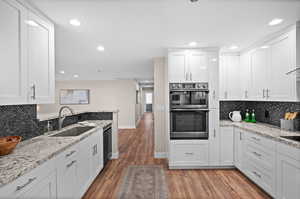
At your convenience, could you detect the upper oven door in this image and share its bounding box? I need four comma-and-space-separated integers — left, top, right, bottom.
170, 91, 208, 109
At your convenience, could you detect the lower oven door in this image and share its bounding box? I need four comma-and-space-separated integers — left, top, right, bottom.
170, 109, 208, 140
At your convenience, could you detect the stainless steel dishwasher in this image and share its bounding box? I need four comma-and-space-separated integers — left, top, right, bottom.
103, 124, 112, 167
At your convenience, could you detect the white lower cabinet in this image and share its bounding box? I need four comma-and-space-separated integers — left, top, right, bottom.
19, 171, 56, 199
169, 140, 209, 168
219, 127, 234, 166
276, 142, 300, 199
0, 130, 104, 199
234, 128, 244, 171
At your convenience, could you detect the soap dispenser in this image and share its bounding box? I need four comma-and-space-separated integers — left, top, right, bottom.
245, 109, 250, 122
251, 109, 256, 123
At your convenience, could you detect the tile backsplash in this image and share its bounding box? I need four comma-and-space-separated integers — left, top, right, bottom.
220, 101, 300, 128
0, 104, 113, 141
0, 105, 40, 141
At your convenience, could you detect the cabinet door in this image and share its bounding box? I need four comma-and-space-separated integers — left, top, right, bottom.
240, 53, 251, 100
188, 51, 208, 82
27, 11, 55, 104
90, 131, 103, 178
57, 159, 79, 199
220, 126, 234, 166
168, 51, 188, 82
250, 48, 269, 100
276, 154, 300, 199
219, 56, 228, 99
0, 0, 28, 105
78, 137, 92, 197
269, 33, 295, 101
208, 53, 219, 109
226, 55, 241, 100
209, 109, 220, 166
19, 172, 56, 199
234, 129, 244, 170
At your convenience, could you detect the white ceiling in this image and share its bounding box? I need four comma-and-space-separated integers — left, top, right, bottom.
28, 0, 300, 81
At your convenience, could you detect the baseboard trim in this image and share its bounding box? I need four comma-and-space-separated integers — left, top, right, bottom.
154, 152, 167, 159
118, 125, 136, 129
111, 152, 119, 159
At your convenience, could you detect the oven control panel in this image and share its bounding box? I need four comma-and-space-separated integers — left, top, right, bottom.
170, 83, 208, 90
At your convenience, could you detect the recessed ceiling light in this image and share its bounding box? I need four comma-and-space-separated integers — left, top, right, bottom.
25, 20, 38, 27
73, 74, 79, 78
261, 45, 270, 49
211, 58, 218, 62
229, 45, 238, 50
69, 19, 81, 26
97, 45, 105, 51
268, 18, 283, 26
189, 42, 197, 47
59, 70, 65, 74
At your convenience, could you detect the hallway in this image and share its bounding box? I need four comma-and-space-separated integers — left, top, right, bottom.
83, 113, 271, 199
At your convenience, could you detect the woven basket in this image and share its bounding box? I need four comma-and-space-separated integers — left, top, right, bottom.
0, 136, 22, 156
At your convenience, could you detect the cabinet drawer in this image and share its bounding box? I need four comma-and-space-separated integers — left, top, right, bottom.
245, 131, 275, 150
245, 141, 275, 171
169, 141, 209, 166
56, 143, 79, 165
0, 158, 56, 198
245, 157, 275, 197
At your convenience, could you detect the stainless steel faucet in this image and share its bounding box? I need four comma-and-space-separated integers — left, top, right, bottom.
58, 106, 75, 130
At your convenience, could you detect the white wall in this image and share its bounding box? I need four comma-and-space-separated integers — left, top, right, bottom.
38, 80, 137, 128
153, 57, 168, 156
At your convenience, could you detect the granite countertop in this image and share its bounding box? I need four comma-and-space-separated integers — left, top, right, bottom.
37, 110, 119, 121
0, 120, 112, 188
220, 120, 300, 149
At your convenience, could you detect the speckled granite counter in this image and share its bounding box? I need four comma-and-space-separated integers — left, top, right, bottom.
220, 120, 300, 149
0, 120, 112, 188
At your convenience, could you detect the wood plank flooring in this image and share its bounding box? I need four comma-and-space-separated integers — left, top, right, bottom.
83, 113, 271, 199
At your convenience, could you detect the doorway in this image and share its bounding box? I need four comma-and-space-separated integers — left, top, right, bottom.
145, 92, 153, 112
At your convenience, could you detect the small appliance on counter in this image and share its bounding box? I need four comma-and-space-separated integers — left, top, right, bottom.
229, 111, 242, 122
280, 112, 299, 131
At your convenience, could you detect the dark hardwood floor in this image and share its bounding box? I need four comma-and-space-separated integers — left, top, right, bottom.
83, 113, 271, 199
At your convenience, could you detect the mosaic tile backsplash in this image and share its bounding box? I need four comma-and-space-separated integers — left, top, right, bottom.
220, 101, 300, 128
0, 105, 113, 141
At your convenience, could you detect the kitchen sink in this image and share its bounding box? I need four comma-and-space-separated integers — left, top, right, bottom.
50, 126, 95, 137
280, 136, 300, 142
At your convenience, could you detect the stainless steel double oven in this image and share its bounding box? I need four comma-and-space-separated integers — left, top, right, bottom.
170, 83, 209, 140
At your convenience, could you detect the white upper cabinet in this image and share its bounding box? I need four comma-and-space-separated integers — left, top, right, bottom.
208, 52, 219, 109
0, 0, 28, 105
27, 11, 55, 104
249, 48, 269, 100
0, 0, 55, 105
220, 25, 300, 102
219, 54, 241, 100
168, 51, 188, 82
268, 31, 296, 101
188, 51, 208, 82
168, 49, 210, 83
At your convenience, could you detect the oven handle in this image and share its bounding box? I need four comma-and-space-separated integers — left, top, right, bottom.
170, 109, 210, 112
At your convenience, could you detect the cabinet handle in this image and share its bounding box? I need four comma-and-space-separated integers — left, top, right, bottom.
251, 137, 260, 142
66, 160, 77, 168
16, 177, 37, 191
213, 90, 216, 99
213, 129, 216, 138
65, 150, 76, 158
262, 89, 265, 98
266, 89, 270, 98
31, 84, 36, 100
185, 152, 194, 155
240, 132, 242, 140
245, 90, 248, 99
93, 144, 98, 156
185, 73, 188, 81
286, 66, 300, 75
252, 151, 262, 157
252, 171, 262, 178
